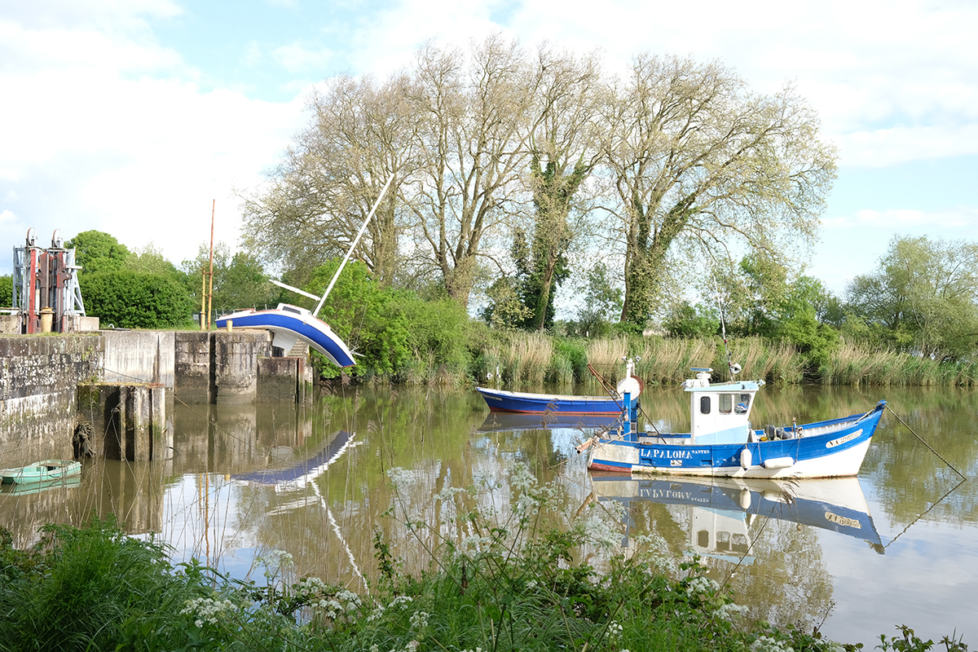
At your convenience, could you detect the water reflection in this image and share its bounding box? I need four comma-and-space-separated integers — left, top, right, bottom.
0, 384, 976, 647
591, 475, 884, 554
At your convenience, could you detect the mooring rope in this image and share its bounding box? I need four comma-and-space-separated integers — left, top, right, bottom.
885, 405, 967, 480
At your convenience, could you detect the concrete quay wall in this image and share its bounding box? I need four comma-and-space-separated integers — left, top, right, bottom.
0, 330, 313, 467
0, 335, 104, 467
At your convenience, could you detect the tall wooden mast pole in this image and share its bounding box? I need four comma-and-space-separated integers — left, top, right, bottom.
207, 199, 215, 330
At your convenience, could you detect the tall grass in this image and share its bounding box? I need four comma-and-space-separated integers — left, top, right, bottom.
822, 342, 978, 387
465, 333, 972, 389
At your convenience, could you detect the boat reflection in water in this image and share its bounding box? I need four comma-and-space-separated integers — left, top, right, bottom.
478, 413, 618, 434
590, 475, 884, 560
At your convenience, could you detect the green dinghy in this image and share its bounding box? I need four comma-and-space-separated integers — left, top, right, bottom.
0, 460, 81, 484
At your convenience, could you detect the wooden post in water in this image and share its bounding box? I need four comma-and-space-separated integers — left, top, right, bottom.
207, 199, 215, 330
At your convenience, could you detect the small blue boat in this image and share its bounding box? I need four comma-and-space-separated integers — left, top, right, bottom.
583, 367, 885, 479
217, 304, 355, 368
475, 387, 623, 415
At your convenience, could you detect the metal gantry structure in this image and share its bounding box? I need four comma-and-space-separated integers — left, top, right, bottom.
11, 228, 86, 334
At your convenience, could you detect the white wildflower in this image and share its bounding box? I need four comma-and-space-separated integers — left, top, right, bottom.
510, 463, 537, 493
525, 580, 538, 591
435, 485, 467, 502
180, 596, 237, 626
716, 602, 749, 621
386, 467, 412, 488
607, 620, 623, 639
751, 635, 794, 652
388, 595, 414, 609
409, 610, 430, 630
686, 576, 719, 597
405, 641, 420, 650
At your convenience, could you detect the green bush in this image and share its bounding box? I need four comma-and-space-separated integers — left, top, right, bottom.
80, 270, 195, 328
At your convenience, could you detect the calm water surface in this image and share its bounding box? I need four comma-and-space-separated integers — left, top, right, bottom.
1, 383, 976, 647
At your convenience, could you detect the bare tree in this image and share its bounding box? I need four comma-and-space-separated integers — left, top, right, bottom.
403, 36, 538, 306
240, 73, 417, 288
598, 55, 837, 325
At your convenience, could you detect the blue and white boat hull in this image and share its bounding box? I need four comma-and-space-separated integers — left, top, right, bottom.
587, 402, 885, 479
476, 386, 623, 415
216, 304, 356, 368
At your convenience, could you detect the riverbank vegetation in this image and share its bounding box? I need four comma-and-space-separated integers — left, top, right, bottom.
1, 465, 968, 652
51, 40, 975, 387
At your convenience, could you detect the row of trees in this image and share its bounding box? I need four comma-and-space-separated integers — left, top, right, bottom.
63, 230, 279, 328
240, 36, 837, 330
663, 236, 978, 365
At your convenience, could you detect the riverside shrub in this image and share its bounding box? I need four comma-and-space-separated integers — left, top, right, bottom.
80, 270, 194, 328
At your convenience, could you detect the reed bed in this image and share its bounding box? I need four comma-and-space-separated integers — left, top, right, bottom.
822, 342, 978, 387
501, 331, 553, 384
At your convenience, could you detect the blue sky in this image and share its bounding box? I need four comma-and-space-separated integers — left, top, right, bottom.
1, 0, 975, 298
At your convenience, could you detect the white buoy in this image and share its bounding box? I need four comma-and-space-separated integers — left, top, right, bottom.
740, 448, 752, 470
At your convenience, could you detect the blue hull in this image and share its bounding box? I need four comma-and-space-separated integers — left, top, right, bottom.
587, 402, 885, 478
476, 387, 622, 415
216, 307, 355, 368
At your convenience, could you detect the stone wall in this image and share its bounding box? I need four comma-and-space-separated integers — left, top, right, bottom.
0, 335, 104, 467
101, 330, 175, 387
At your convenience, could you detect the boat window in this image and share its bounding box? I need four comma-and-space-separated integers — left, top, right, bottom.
280, 305, 302, 314
719, 394, 733, 414
700, 396, 711, 414
736, 393, 751, 414
697, 530, 710, 547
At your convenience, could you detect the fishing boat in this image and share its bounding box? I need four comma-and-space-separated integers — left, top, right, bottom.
590, 474, 883, 554
216, 304, 355, 368
0, 459, 81, 484
582, 364, 885, 479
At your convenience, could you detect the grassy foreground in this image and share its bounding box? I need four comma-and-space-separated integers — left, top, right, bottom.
0, 466, 969, 652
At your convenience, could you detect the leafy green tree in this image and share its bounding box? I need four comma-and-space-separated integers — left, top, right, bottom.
574, 262, 624, 337
846, 236, 978, 362
124, 243, 180, 278
664, 302, 719, 338
0, 275, 12, 307
481, 276, 533, 331
65, 230, 130, 274
301, 260, 410, 378
181, 243, 279, 316
80, 271, 195, 328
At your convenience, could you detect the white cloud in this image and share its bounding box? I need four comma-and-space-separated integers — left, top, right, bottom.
272, 43, 335, 73
0, 4, 308, 270
0, 210, 16, 224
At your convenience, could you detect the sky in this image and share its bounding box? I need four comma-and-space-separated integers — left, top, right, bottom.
1, 0, 976, 297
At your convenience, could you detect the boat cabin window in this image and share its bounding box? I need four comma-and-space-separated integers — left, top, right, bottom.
719, 394, 733, 414
280, 305, 302, 314
700, 396, 711, 414
736, 393, 751, 414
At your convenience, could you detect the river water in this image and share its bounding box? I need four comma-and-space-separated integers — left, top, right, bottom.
1, 383, 975, 647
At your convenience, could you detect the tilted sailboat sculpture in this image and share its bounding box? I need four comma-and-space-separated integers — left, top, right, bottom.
216, 176, 395, 368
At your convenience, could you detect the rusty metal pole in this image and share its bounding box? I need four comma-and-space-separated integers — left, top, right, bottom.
207, 199, 215, 330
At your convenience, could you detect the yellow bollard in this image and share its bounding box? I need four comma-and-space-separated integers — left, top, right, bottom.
226, 319, 232, 332
39, 307, 54, 333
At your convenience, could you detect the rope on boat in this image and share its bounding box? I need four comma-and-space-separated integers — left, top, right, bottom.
885, 405, 967, 480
